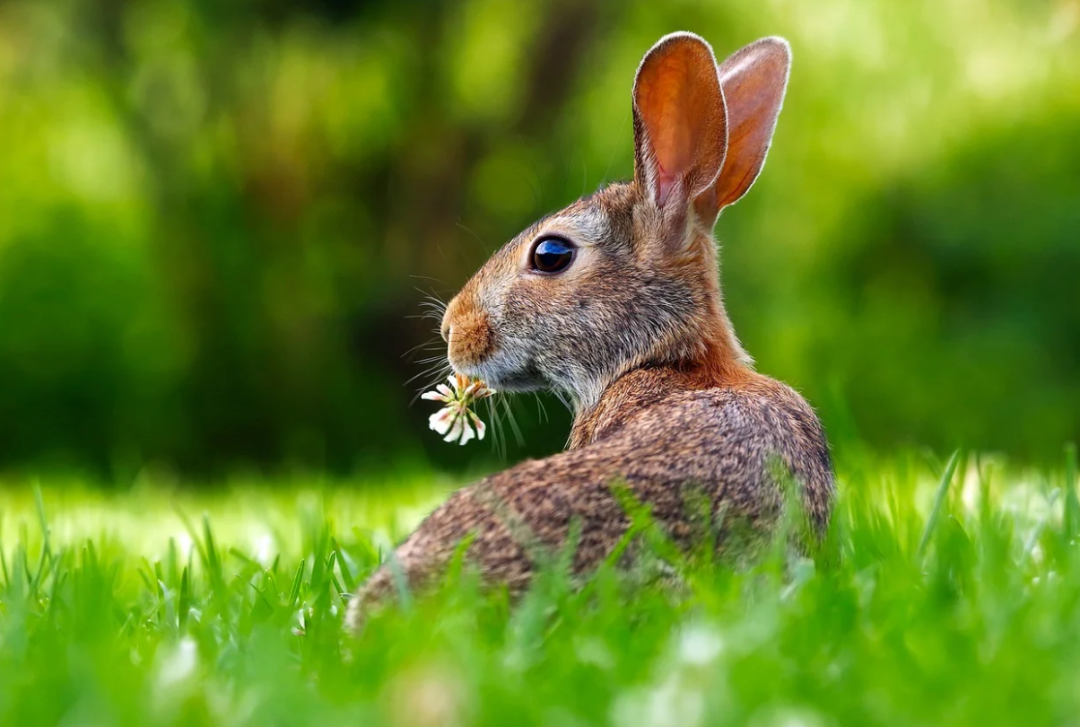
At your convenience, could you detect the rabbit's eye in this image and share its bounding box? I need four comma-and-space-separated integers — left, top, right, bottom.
530, 237, 575, 274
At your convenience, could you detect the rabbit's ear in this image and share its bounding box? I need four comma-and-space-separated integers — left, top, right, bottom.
695, 37, 791, 223
633, 33, 727, 217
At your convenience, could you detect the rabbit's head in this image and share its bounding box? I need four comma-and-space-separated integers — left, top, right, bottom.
440, 34, 790, 411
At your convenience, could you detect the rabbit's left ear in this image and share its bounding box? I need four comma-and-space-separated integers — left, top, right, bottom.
633, 33, 727, 223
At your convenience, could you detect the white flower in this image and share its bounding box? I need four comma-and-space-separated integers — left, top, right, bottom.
422, 373, 494, 445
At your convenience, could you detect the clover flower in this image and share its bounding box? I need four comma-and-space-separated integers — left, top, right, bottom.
422, 373, 495, 445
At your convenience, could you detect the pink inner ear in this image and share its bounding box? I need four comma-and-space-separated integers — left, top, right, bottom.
655, 162, 675, 207
634, 34, 727, 212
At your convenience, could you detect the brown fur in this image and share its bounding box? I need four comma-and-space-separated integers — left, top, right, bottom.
442, 292, 494, 368
346, 33, 835, 632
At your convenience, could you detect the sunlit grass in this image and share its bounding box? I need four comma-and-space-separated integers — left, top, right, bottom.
1, 448, 1079, 726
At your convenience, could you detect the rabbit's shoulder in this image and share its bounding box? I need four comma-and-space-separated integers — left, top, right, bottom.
579, 369, 820, 447
573, 371, 834, 526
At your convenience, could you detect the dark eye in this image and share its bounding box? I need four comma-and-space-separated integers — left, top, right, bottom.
530, 237, 576, 274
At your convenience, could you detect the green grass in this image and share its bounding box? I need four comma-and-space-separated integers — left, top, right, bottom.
1, 448, 1079, 727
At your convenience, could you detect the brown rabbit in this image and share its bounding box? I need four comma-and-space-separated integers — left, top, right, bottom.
346, 33, 835, 631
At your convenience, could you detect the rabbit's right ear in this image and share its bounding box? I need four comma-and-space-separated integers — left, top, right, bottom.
632, 33, 727, 245
694, 37, 791, 224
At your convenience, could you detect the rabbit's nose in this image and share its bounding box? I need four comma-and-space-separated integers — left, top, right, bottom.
441, 321, 452, 344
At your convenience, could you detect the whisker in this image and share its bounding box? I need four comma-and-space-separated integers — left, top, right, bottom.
484, 397, 507, 460
500, 396, 525, 447
407, 356, 450, 378
401, 340, 445, 359
407, 363, 450, 383
456, 222, 495, 254
412, 289, 449, 318
402, 287, 450, 399
413, 354, 450, 365
534, 392, 549, 424
409, 275, 448, 285
408, 369, 453, 405
404, 360, 451, 390
551, 389, 573, 413
414, 285, 450, 301
404, 370, 443, 393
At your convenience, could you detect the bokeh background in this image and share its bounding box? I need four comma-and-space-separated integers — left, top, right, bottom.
0, 0, 1076, 479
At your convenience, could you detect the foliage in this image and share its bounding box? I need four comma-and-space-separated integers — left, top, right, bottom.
2, 450, 1080, 725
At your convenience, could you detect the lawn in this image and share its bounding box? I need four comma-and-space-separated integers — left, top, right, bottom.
1, 448, 1078, 727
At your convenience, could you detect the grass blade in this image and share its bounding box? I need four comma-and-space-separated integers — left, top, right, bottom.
0, 516, 8, 587
179, 566, 191, 631
331, 538, 357, 593
288, 561, 306, 609
1064, 443, 1079, 539
1023, 490, 1060, 562
918, 449, 961, 560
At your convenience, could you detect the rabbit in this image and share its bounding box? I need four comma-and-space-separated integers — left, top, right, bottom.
346, 33, 835, 632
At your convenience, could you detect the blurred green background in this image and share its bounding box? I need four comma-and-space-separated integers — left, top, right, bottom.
0, 0, 1076, 478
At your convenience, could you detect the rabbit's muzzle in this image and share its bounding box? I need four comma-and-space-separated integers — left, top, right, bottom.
442, 293, 495, 371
